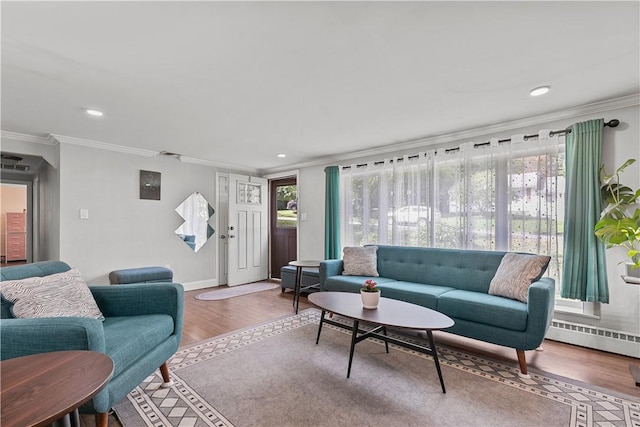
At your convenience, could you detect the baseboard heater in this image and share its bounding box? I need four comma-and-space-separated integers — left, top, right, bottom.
548, 319, 639, 358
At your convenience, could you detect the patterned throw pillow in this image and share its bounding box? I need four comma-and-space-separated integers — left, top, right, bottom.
342, 246, 379, 277
0, 268, 104, 320
488, 253, 551, 303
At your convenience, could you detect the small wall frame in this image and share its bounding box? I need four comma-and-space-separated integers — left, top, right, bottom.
140, 170, 161, 200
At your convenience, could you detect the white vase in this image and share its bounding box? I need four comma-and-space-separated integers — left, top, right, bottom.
360, 290, 380, 309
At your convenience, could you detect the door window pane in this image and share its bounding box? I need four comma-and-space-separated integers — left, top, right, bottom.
276, 184, 297, 228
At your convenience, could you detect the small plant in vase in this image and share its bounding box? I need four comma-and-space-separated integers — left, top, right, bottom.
360, 279, 380, 309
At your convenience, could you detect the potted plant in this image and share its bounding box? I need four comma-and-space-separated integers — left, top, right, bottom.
360, 279, 381, 309
594, 158, 640, 282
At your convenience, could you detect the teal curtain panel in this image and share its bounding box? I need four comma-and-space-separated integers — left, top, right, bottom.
324, 166, 341, 259
562, 119, 609, 303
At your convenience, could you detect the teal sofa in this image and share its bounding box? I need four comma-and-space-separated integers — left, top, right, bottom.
0, 261, 184, 427
320, 245, 555, 376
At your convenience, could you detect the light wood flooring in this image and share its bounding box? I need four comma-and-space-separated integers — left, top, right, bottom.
183, 283, 640, 398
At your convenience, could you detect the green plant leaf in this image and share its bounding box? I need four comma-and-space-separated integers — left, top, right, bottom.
615, 158, 636, 174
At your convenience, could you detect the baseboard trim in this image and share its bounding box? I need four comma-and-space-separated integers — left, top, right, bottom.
547, 319, 640, 358
182, 279, 219, 292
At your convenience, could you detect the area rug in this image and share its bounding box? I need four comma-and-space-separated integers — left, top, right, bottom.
114, 309, 639, 427
195, 282, 279, 301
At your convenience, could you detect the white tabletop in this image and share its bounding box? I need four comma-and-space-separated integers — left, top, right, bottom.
289, 260, 321, 268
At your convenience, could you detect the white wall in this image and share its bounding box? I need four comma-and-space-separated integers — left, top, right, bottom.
297, 165, 326, 260
295, 103, 640, 356
57, 143, 220, 285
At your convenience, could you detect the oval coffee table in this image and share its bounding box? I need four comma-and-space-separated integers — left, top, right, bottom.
308, 291, 454, 393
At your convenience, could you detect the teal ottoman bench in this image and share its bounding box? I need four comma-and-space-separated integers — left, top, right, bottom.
280, 265, 320, 293
109, 266, 173, 285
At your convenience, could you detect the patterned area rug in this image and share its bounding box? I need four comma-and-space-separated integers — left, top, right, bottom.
194, 282, 279, 301
114, 309, 640, 427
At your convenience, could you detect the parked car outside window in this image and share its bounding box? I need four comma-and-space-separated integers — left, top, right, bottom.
388, 206, 437, 226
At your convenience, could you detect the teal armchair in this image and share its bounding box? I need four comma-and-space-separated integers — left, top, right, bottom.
0, 261, 184, 427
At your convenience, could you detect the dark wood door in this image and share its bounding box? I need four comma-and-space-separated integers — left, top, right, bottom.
270, 178, 297, 279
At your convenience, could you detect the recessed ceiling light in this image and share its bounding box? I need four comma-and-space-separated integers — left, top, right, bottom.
277, 153, 286, 158
85, 109, 104, 116
530, 86, 550, 97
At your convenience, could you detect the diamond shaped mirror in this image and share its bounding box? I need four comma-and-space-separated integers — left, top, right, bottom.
175, 192, 214, 252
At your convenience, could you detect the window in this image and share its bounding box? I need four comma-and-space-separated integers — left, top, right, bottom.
275, 184, 297, 229
341, 133, 567, 298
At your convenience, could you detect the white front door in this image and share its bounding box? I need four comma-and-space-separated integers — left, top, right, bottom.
227, 174, 268, 286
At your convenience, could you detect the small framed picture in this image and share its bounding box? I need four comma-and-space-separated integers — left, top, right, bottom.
140, 170, 161, 200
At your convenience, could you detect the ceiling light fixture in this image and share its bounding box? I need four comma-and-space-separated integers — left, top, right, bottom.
277, 153, 286, 158
85, 109, 104, 117
529, 86, 550, 97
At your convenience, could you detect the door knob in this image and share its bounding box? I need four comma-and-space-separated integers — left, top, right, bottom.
220, 235, 227, 239
229, 235, 235, 238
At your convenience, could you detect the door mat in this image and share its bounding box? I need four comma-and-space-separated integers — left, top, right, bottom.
194, 282, 279, 301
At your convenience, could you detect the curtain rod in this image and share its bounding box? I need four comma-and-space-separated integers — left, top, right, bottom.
342, 119, 619, 170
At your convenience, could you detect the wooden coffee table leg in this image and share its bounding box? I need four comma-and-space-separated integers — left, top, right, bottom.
426, 330, 446, 393
347, 319, 360, 379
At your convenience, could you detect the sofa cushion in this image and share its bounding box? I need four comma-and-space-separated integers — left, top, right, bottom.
324, 276, 397, 293
437, 290, 528, 332
0, 268, 104, 320
488, 253, 551, 302
377, 281, 455, 310
103, 314, 174, 378
342, 246, 379, 277
374, 245, 504, 292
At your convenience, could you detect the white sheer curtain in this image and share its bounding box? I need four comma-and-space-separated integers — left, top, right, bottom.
340, 131, 563, 281
341, 153, 436, 248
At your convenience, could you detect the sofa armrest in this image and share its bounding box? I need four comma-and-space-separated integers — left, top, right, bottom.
524, 277, 556, 347
320, 260, 344, 291
0, 317, 106, 361
90, 283, 184, 338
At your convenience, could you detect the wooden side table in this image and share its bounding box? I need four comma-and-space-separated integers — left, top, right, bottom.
288, 260, 321, 314
1, 350, 114, 427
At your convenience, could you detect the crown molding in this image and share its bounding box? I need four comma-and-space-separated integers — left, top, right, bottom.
180, 156, 258, 175
3, 131, 260, 174
1, 131, 54, 146
261, 93, 640, 174
49, 134, 158, 157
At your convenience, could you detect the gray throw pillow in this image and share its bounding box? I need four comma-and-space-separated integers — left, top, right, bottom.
488, 253, 551, 303
342, 246, 379, 277
0, 268, 105, 320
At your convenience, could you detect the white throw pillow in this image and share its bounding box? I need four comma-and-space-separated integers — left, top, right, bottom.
488, 253, 551, 303
342, 246, 379, 277
0, 268, 105, 320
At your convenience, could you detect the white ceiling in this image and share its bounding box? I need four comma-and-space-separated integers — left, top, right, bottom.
2, 1, 639, 174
